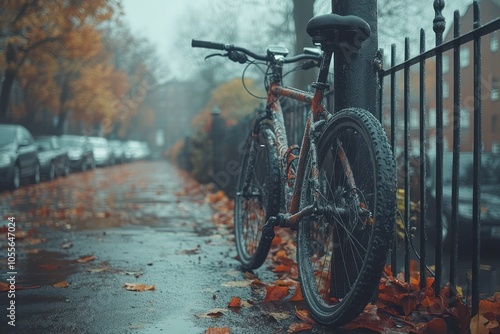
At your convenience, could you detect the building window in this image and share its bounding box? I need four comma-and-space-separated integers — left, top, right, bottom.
493, 143, 500, 154
410, 109, 419, 129
460, 47, 470, 68
491, 32, 499, 52
461, 109, 470, 129
443, 55, 449, 73
443, 109, 449, 127
492, 77, 499, 101
429, 108, 436, 128
443, 81, 449, 99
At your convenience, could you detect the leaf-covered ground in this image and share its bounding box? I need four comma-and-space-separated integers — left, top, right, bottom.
182, 172, 500, 334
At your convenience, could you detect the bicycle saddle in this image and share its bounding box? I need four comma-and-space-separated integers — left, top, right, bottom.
306, 14, 370, 48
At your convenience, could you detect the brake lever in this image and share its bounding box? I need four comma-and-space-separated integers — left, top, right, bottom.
204, 52, 228, 60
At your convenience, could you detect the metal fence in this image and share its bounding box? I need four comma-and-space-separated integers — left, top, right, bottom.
201, 0, 500, 317
377, 0, 500, 315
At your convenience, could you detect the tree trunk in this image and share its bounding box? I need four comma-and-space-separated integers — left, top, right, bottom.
0, 43, 18, 122
292, 0, 317, 91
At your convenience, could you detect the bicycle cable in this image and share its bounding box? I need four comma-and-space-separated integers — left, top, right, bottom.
241, 60, 268, 100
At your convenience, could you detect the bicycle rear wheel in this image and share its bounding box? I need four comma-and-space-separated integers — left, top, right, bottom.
234, 125, 281, 270
297, 108, 396, 326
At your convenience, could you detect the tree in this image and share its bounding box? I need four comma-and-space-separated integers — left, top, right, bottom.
0, 0, 117, 122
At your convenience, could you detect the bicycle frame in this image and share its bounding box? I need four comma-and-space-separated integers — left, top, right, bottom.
263, 50, 335, 227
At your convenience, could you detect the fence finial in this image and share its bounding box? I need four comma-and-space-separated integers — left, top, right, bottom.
433, 0, 446, 38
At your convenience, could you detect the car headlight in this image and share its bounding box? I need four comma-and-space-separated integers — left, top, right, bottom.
0, 154, 11, 168
458, 204, 474, 219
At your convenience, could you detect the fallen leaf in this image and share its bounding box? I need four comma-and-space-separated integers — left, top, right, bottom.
86, 267, 109, 274
205, 328, 230, 334
269, 312, 291, 321
222, 281, 251, 288
287, 322, 313, 333
53, 281, 69, 288
95, 211, 111, 218
39, 264, 58, 270
295, 307, 316, 325
77, 255, 96, 263
290, 286, 304, 302
228, 297, 242, 308
264, 285, 289, 302
176, 247, 200, 255
62, 241, 73, 249
273, 264, 292, 273
195, 308, 227, 318
25, 248, 40, 254
470, 314, 490, 334
423, 317, 447, 334
123, 283, 155, 291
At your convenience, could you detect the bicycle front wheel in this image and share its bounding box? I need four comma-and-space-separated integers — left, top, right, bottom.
234, 125, 281, 270
297, 108, 396, 326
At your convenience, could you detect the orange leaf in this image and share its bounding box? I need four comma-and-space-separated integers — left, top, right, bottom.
423, 317, 447, 334
273, 264, 292, 273
295, 307, 316, 325
53, 281, 69, 288
77, 255, 96, 263
123, 283, 155, 291
275, 250, 287, 259
290, 287, 304, 302
0, 282, 10, 291
39, 264, 58, 270
206, 328, 230, 334
264, 285, 289, 302
228, 297, 241, 308
287, 322, 313, 333
480, 299, 500, 315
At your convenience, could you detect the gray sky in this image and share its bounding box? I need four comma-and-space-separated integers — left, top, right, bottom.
120, 0, 191, 57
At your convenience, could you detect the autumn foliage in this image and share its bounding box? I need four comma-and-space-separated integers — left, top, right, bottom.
183, 173, 500, 334
0, 1, 158, 137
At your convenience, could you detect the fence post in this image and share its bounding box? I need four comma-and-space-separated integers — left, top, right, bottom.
332, 0, 379, 118
211, 105, 224, 188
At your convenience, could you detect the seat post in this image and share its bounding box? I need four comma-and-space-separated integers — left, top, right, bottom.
332, 0, 379, 118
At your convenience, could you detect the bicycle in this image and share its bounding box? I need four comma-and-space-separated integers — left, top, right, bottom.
192, 12, 396, 327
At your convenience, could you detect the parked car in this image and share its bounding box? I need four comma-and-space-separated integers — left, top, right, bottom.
88, 137, 114, 167
60, 135, 95, 172
0, 124, 40, 190
125, 140, 151, 161
109, 140, 126, 163
426, 151, 500, 245
35, 136, 70, 180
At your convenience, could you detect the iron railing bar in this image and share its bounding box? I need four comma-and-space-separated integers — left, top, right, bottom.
450, 10, 461, 302
404, 37, 411, 283
390, 44, 397, 276
433, 0, 445, 297
380, 18, 500, 77
471, 0, 482, 317
419, 28, 428, 290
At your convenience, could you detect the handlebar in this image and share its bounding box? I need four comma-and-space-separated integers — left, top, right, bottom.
191, 39, 321, 64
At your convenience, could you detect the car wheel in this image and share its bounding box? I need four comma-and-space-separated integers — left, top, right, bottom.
63, 159, 70, 176
90, 158, 96, 170
10, 165, 21, 190
48, 162, 55, 180
81, 159, 87, 172
31, 162, 41, 184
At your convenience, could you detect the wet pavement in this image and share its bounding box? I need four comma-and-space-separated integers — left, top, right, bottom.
1, 160, 498, 334
0, 161, 359, 334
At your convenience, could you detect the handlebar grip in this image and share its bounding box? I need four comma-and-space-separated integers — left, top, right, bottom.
191, 39, 226, 50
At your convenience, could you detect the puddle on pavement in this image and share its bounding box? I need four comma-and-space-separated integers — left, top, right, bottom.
15, 250, 77, 287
